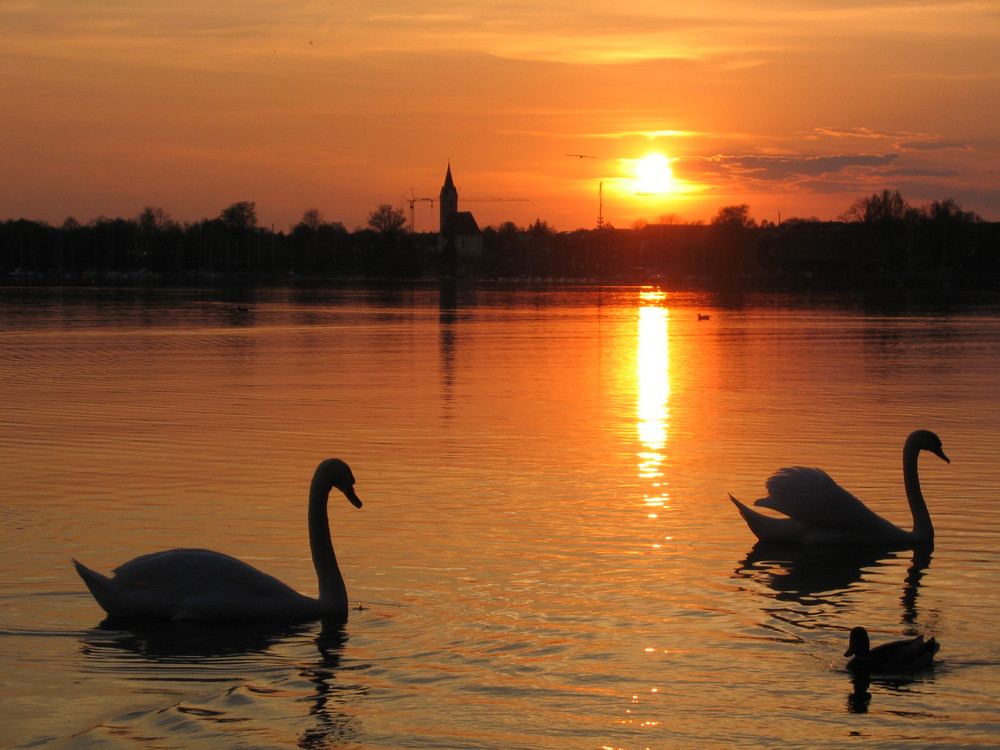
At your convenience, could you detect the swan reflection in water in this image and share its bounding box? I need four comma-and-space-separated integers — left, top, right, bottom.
733, 544, 938, 712
78, 617, 367, 748
734, 544, 932, 618
80, 615, 313, 659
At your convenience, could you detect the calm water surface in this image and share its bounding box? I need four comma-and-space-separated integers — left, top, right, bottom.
2, 284, 999, 749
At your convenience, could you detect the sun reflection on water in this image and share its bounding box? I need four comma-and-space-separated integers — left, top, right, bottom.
636, 295, 670, 516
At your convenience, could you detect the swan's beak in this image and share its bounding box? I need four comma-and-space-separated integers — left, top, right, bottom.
343, 487, 363, 508
934, 448, 950, 464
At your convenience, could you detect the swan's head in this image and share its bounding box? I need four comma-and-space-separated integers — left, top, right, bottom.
314, 458, 363, 508
909, 430, 950, 464
844, 626, 870, 657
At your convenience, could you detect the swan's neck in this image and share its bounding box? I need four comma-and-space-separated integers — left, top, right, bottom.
308, 480, 347, 615
903, 440, 933, 542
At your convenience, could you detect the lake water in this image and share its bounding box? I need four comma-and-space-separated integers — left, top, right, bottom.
2, 283, 999, 749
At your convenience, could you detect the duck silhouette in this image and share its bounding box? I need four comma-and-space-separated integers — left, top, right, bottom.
844, 626, 939, 673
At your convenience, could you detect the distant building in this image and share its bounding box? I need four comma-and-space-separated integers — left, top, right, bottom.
438, 164, 483, 262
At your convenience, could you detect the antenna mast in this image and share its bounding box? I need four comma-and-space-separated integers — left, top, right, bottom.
597, 181, 604, 229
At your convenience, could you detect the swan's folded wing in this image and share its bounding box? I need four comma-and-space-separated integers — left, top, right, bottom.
112, 548, 298, 599
755, 466, 883, 529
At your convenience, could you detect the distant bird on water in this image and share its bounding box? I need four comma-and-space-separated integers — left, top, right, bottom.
844, 626, 939, 673
730, 429, 949, 545
697, 313, 710, 320
73, 459, 363, 621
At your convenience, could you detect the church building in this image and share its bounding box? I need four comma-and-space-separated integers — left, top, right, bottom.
438, 164, 483, 263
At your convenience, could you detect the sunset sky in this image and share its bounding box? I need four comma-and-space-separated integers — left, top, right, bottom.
2, 1, 998, 232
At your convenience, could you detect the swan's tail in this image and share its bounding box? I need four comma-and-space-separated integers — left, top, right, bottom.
72, 559, 115, 614
729, 494, 807, 543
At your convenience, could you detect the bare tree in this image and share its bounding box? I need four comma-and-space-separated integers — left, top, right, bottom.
136, 206, 175, 233
367, 204, 406, 234
219, 201, 257, 230
924, 198, 982, 223
711, 204, 756, 228
840, 189, 908, 223
300, 207, 324, 232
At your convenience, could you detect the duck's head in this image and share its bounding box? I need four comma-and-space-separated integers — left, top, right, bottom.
844, 626, 870, 658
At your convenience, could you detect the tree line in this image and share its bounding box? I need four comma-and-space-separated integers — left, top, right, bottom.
1, 191, 997, 289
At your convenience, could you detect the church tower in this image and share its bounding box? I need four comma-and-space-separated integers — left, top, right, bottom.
439, 163, 458, 233
437, 162, 482, 275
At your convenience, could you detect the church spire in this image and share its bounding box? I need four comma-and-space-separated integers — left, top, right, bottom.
442, 162, 455, 193
439, 162, 458, 233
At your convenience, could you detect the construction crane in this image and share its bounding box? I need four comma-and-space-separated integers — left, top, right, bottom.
461, 197, 530, 229
401, 184, 531, 232
463, 197, 529, 203
401, 192, 529, 232
401, 189, 436, 232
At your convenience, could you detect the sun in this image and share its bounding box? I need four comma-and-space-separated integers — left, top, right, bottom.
634, 153, 675, 194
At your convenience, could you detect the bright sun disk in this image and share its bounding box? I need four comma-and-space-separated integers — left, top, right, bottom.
635, 154, 675, 194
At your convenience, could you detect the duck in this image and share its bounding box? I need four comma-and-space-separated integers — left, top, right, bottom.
730, 430, 949, 545
844, 626, 939, 673
73, 458, 363, 621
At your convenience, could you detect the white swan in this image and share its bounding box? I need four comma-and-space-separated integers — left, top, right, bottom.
730, 430, 949, 545
73, 458, 363, 621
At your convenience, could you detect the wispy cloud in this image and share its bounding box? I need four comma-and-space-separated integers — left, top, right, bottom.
674, 153, 899, 183
897, 140, 970, 151
811, 127, 926, 141
811, 129, 972, 155
587, 130, 703, 140
884, 167, 959, 177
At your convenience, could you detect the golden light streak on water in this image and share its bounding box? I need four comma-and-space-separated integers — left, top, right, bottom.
636, 301, 670, 525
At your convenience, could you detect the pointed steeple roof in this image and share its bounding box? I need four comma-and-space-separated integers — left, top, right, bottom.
440, 162, 456, 198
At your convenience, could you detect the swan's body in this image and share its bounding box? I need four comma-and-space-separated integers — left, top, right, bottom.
730, 430, 949, 545
844, 626, 939, 673
73, 458, 362, 621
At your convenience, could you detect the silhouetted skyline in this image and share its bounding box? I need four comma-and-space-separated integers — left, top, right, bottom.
1, 2, 997, 231
4, 189, 996, 289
